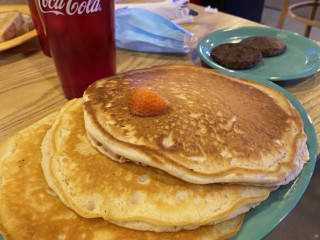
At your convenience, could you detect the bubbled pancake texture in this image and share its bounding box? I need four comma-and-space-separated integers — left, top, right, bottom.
41, 99, 270, 232
0, 109, 244, 240
83, 64, 308, 186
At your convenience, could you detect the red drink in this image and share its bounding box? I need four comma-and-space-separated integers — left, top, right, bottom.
27, 0, 116, 99
26, 0, 50, 56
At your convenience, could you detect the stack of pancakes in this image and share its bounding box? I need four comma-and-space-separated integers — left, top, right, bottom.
0, 65, 309, 240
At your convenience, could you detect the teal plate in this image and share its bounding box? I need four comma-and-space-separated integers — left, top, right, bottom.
197, 26, 320, 81
227, 76, 318, 239
0, 79, 317, 240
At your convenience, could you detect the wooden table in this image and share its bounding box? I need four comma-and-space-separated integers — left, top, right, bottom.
0, 3, 319, 240
0, 4, 264, 143
1, 4, 319, 150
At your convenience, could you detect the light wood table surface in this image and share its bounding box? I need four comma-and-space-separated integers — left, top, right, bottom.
0, 2, 319, 240
1, 4, 319, 150
0, 3, 265, 143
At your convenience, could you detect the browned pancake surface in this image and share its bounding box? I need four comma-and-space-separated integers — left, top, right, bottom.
0, 111, 244, 240
83, 65, 307, 185
43, 99, 270, 232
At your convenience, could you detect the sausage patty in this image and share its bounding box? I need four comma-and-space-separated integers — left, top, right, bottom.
210, 43, 262, 70
240, 36, 287, 57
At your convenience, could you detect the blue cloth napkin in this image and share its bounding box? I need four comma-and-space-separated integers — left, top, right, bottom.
115, 8, 194, 54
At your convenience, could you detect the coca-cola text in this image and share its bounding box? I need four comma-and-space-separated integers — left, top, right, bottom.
38, 0, 102, 15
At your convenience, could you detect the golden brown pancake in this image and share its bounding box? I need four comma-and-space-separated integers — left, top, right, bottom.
41, 99, 270, 232
0, 110, 244, 240
83, 64, 309, 186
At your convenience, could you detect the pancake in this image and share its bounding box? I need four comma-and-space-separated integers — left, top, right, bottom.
210, 43, 262, 69
42, 98, 270, 232
240, 36, 287, 57
83, 64, 309, 186
0, 110, 245, 240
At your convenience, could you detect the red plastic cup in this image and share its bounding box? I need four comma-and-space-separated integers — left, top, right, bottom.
27, 0, 116, 99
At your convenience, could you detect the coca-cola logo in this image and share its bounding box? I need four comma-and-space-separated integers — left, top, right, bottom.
38, 0, 102, 15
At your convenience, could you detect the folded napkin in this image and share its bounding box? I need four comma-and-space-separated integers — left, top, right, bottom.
115, 0, 194, 24
115, 7, 196, 54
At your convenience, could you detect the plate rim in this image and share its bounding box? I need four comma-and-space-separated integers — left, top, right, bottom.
197, 26, 320, 81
